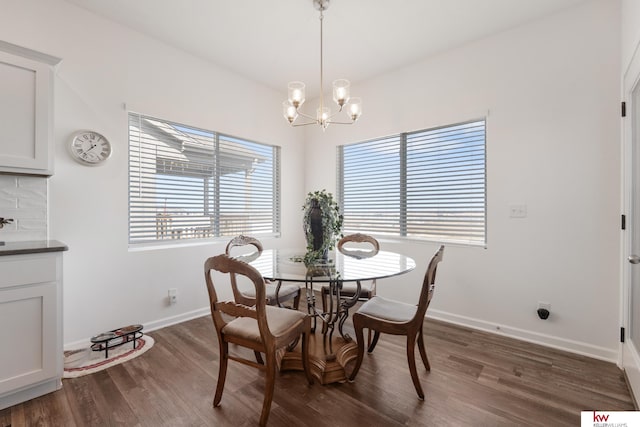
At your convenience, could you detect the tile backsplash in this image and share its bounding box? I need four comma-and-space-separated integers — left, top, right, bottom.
0, 175, 47, 242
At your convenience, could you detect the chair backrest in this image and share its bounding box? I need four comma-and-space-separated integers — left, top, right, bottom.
224, 235, 264, 305
413, 245, 445, 323
225, 235, 263, 255
337, 233, 380, 258
204, 254, 274, 344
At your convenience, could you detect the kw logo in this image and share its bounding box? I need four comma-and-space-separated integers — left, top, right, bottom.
593, 411, 610, 422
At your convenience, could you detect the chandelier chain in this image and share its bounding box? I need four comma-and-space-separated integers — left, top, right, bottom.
319, 7, 324, 114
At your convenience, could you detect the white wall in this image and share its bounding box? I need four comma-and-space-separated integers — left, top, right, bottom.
0, 0, 306, 345
622, 0, 640, 75
305, 0, 621, 360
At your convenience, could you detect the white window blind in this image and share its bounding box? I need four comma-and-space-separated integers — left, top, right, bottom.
338, 119, 486, 245
128, 113, 280, 244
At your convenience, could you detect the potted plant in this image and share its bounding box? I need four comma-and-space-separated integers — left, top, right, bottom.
302, 189, 343, 262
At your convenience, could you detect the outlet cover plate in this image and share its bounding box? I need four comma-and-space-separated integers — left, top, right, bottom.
509, 203, 527, 218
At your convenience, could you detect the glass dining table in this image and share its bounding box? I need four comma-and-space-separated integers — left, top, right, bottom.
235, 247, 416, 384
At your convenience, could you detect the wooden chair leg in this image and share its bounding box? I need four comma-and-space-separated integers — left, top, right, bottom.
319, 288, 330, 335
214, 341, 229, 406
259, 351, 277, 427
417, 325, 430, 371
348, 314, 366, 381
293, 288, 301, 310
254, 351, 264, 365
367, 331, 381, 353
301, 325, 314, 385
321, 287, 328, 314
274, 280, 283, 308
406, 334, 424, 400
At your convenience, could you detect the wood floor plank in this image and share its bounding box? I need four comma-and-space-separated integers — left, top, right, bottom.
87, 369, 141, 426
0, 406, 10, 427
61, 373, 109, 426
117, 349, 207, 427
0, 316, 634, 426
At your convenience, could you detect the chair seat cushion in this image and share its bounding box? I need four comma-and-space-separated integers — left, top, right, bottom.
239, 282, 300, 302
222, 305, 307, 343
357, 296, 416, 323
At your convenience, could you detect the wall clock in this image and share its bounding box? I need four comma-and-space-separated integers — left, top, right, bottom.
68, 130, 112, 166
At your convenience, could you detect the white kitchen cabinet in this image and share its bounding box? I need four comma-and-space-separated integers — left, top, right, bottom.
0, 247, 65, 410
0, 41, 61, 176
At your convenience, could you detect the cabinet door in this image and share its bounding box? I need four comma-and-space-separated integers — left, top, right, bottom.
0, 282, 57, 394
0, 50, 53, 175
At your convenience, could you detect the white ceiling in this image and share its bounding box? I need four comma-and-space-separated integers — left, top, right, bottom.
64, 0, 588, 97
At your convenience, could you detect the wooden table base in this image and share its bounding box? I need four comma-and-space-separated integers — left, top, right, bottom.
278, 331, 358, 384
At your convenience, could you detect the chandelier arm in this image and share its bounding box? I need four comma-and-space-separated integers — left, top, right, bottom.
324, 120, 356, 125
291, 121, 319, 127
295, 111, 317, 121
327, 107, 346, 120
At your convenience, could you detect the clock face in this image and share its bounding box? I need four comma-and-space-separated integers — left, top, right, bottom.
69, 131, 112, 165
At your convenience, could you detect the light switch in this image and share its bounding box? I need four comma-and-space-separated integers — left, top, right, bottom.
509, 203, 527, 218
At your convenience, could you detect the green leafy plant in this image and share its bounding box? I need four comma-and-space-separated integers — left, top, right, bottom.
302, 189, 343, 263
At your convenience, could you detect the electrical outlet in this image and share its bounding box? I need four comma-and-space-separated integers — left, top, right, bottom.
509, 203, 527, 218
168, 288, 178, 305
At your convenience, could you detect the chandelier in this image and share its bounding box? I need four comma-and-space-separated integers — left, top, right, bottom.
282, 0, 362, 130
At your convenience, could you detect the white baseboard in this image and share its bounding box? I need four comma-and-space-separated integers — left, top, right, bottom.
64, 307, 211, 351
427, 309, 618, 363
142, 307, 211, 333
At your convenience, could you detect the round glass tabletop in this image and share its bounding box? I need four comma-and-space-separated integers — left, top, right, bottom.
238, 248, 416, 283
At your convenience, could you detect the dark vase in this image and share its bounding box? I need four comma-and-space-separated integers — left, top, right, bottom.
308, 199, 327, 259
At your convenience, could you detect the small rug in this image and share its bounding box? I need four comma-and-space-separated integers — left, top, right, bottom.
63, 335, 154, 378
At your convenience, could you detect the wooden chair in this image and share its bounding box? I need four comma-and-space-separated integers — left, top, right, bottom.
225, 235, 301, 309
348, 245, 445, 400
321, 234, 379, 344
204, 254, 314, 427
321, 233, 379, 310
320, 233, 380, 345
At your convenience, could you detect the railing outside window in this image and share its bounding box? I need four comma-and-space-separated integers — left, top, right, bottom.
128, 113, 280, 245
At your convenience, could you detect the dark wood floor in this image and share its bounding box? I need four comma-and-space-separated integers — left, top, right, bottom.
1, 314, 635, 426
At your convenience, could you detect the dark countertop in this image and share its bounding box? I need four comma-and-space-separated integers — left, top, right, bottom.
0, 240, 68, 256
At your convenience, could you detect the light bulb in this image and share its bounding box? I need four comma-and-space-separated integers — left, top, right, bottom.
348, 98, 362, 121
288, 81, 306, 108
317, 107, 331, 126
283, 101, 298, 124
333, 79, 350, 106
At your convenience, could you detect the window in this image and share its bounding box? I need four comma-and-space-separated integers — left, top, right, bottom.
337, 119, 486, 246
128, 113, 280, 244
